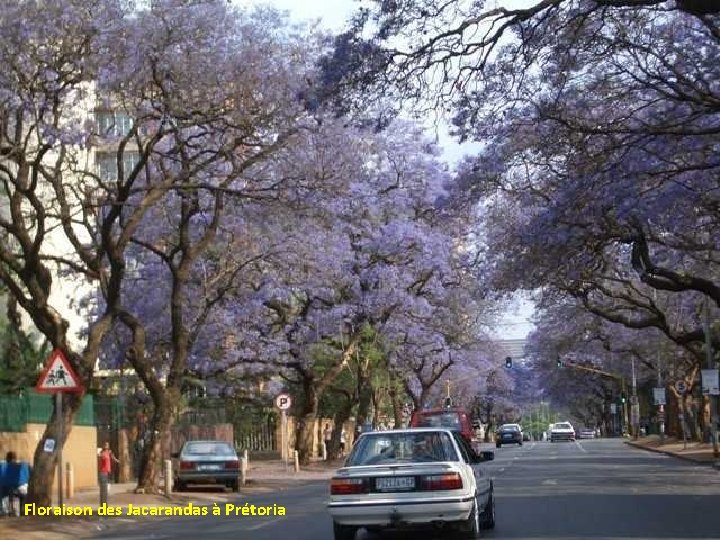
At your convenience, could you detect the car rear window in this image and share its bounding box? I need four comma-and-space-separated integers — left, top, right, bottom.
555, 423, 573, 430
346, 432, 458, 466
500, 424, 519, 431
182, 442, 236, 456
414, 413, 461, 429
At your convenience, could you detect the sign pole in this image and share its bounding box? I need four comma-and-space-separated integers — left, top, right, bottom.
704, 300, 719, 458
34, 349, 83, 508
274, 393, 292, 471
657, 367, 665, 443
56, 392, 64, 506
282, 411, 287, 472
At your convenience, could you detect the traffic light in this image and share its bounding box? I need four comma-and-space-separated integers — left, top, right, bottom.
557, 359, 563, 368
444, 397, 453, 408
620, 396, 626, 404
505, 357, 512, 369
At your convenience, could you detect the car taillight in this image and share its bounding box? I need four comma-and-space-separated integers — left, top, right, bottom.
225, 460, 239, 469
421, 473, 463, 491
180, 461, 195, 470
330, 478, 365, 495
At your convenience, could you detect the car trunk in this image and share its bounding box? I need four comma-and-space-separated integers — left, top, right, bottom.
333, 462, 466, 500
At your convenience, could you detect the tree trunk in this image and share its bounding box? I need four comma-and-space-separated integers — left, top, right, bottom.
355, 378, 372, 430
389, 385, 403, 428
702, 394, 711, 441
136, 390, 174, 493
404, 379, 422, 411
687, 394, 700, 441
372, 390, 382, 427
27, 392, 83, 506
417, 386, 430, 410
483, 405, 495, 443
330, 398, 353, 459
295, 381, 320, 465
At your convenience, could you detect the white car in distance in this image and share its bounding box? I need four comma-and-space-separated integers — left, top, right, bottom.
550, 422, 576, 442
327, 428, 495, 540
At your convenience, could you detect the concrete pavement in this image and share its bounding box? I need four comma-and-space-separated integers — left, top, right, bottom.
626, 435, 720, 467
0, 457, 341, 539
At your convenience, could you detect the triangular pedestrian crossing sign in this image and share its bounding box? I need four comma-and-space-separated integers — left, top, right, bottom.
35, 349, 83, 393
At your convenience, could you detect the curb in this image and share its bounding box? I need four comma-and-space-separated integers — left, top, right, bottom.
625, 440, 720, 469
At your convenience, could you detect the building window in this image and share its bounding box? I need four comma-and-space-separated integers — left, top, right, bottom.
95, 111, 133, 138
96, 152, 140, 181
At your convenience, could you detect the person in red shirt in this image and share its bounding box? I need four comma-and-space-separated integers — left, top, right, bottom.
98, 442, 119, 505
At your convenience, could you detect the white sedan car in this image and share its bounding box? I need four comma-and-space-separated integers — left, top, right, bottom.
327, 428, 495, 540
550, 422, 576, 442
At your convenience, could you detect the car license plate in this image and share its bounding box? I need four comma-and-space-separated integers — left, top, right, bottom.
503, 434, 511, 438
376, 477, 415, 491
198, 465, 221, 471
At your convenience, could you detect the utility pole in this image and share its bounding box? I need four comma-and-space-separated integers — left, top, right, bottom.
704, 300, 719, 458
631, 357, 639, 440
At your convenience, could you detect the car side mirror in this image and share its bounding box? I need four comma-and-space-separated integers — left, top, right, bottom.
479, 451, 494, 462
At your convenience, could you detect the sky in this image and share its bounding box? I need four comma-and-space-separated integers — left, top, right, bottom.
237, 0, 535, 340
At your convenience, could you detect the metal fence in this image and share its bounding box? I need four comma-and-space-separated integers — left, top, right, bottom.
235, 411, 276, 452
94, 395, 131, 431
0, 390, 95, 432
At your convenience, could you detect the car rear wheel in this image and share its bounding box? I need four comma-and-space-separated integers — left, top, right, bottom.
332, 521, 357, 540
173, 480, 185, 492
480, 489, 495, 530
230, 480, 239, 493
495, 442, 501, 448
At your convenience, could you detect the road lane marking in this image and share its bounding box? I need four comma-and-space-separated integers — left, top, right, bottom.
574, 441, 587, 453
245, 517, 286, 531
541, 479, 557, 485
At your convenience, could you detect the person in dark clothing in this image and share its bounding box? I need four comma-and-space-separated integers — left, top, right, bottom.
5, 451, 31, 516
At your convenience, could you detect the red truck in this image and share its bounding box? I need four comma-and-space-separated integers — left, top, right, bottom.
409, 408, 480, 451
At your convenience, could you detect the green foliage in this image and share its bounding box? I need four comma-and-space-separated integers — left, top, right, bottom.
0, 303, 49, 394
318, 323, 405, 420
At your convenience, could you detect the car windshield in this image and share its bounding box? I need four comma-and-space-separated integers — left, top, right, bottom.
182, 442, 236, 457
414, 413, 461, 429
346, 432, 458, 465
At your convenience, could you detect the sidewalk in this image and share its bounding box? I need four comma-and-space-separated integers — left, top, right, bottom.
0, 457, 343, 539
626, 435, 720, 467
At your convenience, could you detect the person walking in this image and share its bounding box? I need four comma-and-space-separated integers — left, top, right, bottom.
323, 423, 332, 460
340, 429, 347, 457
98, 442, 119, 505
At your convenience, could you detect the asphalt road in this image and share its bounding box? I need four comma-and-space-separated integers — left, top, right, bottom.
97, 439, 720, 539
